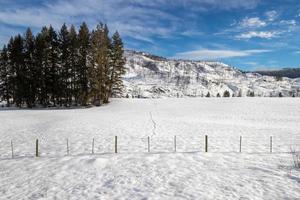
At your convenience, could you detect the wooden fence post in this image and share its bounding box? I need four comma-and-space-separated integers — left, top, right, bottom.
147, 136, 150, 153
66, 138, 69, 155
92, 138, 95, 154
36, 139, 39, 157
205, 135, 208, 152
270, 136, 273, 153
11, 140, 14, 159
174, 136, 177, 152
239, 136, 242, 153
115, 136, 118, 153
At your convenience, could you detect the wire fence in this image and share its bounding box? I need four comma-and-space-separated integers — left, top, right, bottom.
1, 135, 300, 159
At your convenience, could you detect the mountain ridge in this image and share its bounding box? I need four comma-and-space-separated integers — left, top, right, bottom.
122, 50, 300, 98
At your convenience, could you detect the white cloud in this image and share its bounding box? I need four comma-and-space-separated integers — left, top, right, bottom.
0, 0, 260, 29
236, 31, 279, 39
180, 30, 203, 37
0, 0, 183, 44
231, 10, 298, 41
0, 0, 262, 47
173, 49, 271, 60
0, 0, 256, 45
240, 17, 266, 28
279, 20, 296, 26
121, 0, 261, 10
245, 61, 258, 66
265, 10, 278, 21
244, 49, 272, 53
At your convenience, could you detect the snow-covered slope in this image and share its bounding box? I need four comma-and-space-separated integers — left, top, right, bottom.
123, 50, 300, 98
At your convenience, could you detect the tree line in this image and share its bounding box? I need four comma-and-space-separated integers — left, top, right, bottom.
255, 68, 300, 79
0, 22, 126, 108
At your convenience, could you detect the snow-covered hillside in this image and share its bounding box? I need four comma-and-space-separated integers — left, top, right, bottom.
123, 50, 300, 98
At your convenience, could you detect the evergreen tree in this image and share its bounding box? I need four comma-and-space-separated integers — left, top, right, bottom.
6, 37, 17, 105
58, 23, 71, 105
109, 31, 126, 99
0, 45, 11, 106
78, 22, 90, 105
216, 93, 221, 97
10, 35, 25, 107
247, 90, 255, 97
89, 23, 111, 105
276, 76, 283, 81
23, 28, 36, 107
47, 25, 60, 106
35, 27, 48, 106
206, 92, 210, 97
69, 25, 79, 105
102, 24, 112, 104
223, 90, 230, 97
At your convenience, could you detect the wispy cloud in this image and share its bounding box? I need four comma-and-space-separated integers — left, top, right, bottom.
173, 49, 271, 60
0, 0, 261, 43
236, 31, 279, 39
239, 17, 266, 28
265, 10, 278, 21
279, 19, 297, 31
0, 0, 182, 45
231, 10, 298, 40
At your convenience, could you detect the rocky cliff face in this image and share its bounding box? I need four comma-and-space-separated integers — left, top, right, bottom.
123, 50, 300, 98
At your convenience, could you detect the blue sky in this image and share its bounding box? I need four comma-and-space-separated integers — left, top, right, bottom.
0, 0, 300, 70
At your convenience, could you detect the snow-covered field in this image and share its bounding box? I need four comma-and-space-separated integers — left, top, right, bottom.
0, 98, 300, 199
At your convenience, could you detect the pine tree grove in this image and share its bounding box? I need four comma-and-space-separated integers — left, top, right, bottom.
0, 22, 126, 108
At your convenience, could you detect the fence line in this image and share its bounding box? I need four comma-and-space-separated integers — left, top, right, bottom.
174, 136, 176, 152
239, 136, 242, 153
92, 138, 95, 154
270, 136, 273, 153
10, 140, 14, 158
66, 138, 69, 156
115, 136, 118, 153
205, 135, 208, 153
147, 136, 150, 153
1, 135, 300, 159
36, 139, 39, 157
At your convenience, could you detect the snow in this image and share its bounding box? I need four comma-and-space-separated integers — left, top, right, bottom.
123, 50, 300, 98
0, 98, 300, 199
